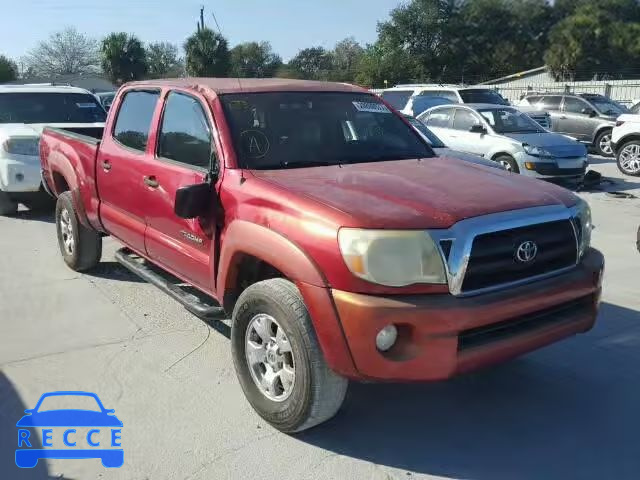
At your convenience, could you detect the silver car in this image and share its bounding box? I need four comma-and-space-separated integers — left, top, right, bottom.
418, 104, 589, 180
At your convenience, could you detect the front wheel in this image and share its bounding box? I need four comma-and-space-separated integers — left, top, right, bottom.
56, 191, 102, 271
616, 140, 640, 176
495, 154, 519, 173
231, 278, 348, 433
595, 129, 614, 157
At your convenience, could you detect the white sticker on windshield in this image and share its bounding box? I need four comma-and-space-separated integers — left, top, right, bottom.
352, 102, 391, 114
76, 102, 98, 108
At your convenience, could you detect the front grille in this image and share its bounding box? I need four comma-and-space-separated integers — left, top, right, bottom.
461, 220, 577, 292
533, 164, 586, 176
458, 295, 593, 351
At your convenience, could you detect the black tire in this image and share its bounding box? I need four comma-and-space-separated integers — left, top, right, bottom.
595, 129, 614, 157
23, 190, 56, 212
636, 226, 640, 254
0, 190, 18, 216
231, 278, 348, 433
495, 154, 519, 173
55, 191, 102, 271
616, 140, 640, 176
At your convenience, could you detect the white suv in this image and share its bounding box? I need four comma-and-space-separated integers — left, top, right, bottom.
611, 114, 640, 176
380, 84, 551, 128
0, 85, 106, 215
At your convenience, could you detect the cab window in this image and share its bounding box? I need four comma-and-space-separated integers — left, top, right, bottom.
157, 92, 212, 169
113, 90, 160, 152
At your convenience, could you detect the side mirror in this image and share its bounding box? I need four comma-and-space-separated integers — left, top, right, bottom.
174, 182, 212, 219
470, 124, 486, 134
582, 107, 596, 117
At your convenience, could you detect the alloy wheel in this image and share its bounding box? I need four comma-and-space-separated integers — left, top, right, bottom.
59, 208, 74, 255
620, 144, 640, 174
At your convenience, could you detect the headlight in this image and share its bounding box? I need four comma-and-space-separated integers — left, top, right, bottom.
522, 144, 553, 158
2, 137, 39, 156
573, 198, 592, 258
338, 229, 447, 286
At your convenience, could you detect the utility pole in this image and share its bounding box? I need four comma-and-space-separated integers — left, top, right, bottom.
198, 6, 205, 32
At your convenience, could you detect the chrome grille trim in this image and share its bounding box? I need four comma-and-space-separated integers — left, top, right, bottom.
430, 204, 581, 297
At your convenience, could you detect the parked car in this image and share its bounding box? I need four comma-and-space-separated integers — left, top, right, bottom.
611, 114, 640, 176
381, 84, 552, 128
519, 93, 630, 156
41, 78, 603, 433
0, 85, 106, 215
418, 103, 589, 179
95, 91, 116, 111
403, 114, 505, 170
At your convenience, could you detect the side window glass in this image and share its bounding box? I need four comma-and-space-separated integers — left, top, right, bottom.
563, 97, 588, 114
113, 91, 160, 151
540, 96, 562, 110
424, 108, 453, 128
452, 109, 480, 131
158, 92, 212, 169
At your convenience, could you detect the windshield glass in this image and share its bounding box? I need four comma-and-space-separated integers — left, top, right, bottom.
459, 89, 509, 105
37, 394, 102, 412
479, 108, 544, 134
583, 95, 629, 116
0, 92, 107, 124
404, 115, 445, 147
220, 92, 433, 169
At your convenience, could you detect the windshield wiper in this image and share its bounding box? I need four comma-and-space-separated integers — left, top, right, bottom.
279, 160, 337, 169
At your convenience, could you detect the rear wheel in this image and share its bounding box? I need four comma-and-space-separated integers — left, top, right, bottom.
0, 190, 18, 216
231, 278, 348, 433
595, 129, 614, 157
55, 191, 102, 271
495, 154, 519, 173
616, 140, 640, 176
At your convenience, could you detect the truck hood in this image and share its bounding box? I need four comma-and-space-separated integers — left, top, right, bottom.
434, 147, 503, 169
251, 157, 577, 229
502, 132, 587, 157
0, 122, 105, 138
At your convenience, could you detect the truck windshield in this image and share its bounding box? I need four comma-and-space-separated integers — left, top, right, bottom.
459, 89, 509, 105
0, 92, 107, 124
220, 92, 433, 169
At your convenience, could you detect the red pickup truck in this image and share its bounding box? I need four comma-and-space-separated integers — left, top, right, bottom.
40, 78, 604, 432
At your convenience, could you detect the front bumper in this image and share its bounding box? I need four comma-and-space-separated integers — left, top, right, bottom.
330, 248, 603, 381
0, 155, 42, 192
514, 152, 588, 179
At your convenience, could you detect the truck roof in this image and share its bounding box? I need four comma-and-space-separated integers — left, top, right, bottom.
124, 77, 367, 95
0, 85, 93, 95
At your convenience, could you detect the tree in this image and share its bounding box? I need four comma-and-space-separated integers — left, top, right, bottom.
101, 33, 148, 84
0, 55, 18, 82
354, 44, 416, 87
330, 37, 364, 82
184, 26, 231, 77
288, 47, 333, 80
230, 41, 281, 78
147, 42, 184, 78
25, 27, 99, 76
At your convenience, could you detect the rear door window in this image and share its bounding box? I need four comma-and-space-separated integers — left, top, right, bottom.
423, 108, 454, 128
380, 90, 413, 110
112, 90, 160, 152
157, 92, 212, 169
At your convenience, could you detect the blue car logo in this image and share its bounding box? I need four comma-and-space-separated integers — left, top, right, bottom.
16, 391, 123, 468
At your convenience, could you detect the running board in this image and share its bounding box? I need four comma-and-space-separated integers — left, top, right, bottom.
114, 248, 226, 320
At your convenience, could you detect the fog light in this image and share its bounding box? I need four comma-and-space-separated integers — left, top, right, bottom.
375, 325, 398, 352
15, 173, 24, 182
524, 162, 536, 171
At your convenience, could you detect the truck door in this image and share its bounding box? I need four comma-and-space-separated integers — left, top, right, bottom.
96, 89, 161, 253
143, 90, 218, 292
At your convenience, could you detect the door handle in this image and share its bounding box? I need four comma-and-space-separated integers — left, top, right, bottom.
101, 160, 111, 171
144, 176, 159, 188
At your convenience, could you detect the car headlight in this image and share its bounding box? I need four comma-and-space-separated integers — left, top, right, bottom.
338, 229, 447, 286
2, 137, 39, 156
522, 144, 553, 158
573, 198, 592, 258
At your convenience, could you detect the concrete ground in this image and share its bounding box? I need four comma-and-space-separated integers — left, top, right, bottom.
1, 156, 639, 480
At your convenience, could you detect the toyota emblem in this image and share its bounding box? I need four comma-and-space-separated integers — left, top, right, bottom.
515, 240, 538, 263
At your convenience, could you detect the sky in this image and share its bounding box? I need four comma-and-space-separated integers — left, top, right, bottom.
0, 0, 396, 63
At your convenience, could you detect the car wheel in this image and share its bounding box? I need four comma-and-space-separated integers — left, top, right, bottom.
595, 130, 614, 157
495, 154, 519, 173
616, 140, 640, 176
231, 278, 348, 433
637, 225, 640, 254
55, 191, 102, 271
0, 190, 18, 216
